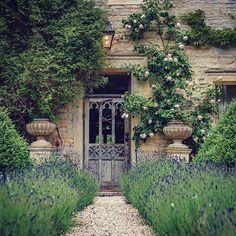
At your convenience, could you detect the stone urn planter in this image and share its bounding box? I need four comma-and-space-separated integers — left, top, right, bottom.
163, 121, 192, 149
26, 119, 56, 148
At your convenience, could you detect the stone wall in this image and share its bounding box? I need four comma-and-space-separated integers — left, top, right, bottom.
54, 0, 236, 166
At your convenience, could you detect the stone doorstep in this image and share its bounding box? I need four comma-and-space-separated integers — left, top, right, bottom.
98, 191, 122, 197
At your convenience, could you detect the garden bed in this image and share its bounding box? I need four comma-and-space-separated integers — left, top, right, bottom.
0, 158, 98, 236
120, 158, 236, 236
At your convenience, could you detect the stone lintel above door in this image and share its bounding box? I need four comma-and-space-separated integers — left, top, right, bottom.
106, 55, 147, 68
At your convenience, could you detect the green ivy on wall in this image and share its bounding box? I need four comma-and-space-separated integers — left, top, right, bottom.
182, 9, 236, 48
121, 0, 224, 154
0, 0, 107, 134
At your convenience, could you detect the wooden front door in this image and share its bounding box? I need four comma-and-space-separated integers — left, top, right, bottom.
84, 97, 130, 187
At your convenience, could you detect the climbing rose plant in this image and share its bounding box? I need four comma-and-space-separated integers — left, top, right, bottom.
121, 0, 220, 154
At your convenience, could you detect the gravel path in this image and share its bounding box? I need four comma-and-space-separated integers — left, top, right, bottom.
67, 196, 154, 236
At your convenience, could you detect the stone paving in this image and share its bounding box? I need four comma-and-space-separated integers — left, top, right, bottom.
67, 196, 154, 236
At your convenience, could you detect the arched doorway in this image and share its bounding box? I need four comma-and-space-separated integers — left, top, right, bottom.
84, 73, 131, 188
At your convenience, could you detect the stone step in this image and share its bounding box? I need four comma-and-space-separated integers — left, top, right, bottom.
98, 191, 122, 197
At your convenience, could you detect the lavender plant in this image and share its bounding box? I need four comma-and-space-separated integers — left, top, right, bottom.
120, 158, 236, 236
0, 158, 98, 236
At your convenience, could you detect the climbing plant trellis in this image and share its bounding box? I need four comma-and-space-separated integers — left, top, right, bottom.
121, 0, 221, 154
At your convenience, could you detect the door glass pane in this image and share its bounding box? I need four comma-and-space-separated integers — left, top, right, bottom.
89, 103, 99, 143
115, 103, 124, 143
102, 103, 112, 144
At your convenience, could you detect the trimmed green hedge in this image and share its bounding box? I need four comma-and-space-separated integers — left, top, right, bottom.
0, 158, 98, 236
195, 100, 236, 166
0, 108, 31, 171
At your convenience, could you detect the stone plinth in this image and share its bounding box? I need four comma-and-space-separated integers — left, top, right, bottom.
165, 147, 192, 162
29, 147, 56, 164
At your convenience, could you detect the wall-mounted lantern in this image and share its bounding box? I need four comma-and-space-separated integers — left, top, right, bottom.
103, 21, 115, 49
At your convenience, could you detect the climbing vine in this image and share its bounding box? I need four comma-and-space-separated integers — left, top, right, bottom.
182, 9, 236, 48
0, 0, 106, 134
121, 0, 223, 154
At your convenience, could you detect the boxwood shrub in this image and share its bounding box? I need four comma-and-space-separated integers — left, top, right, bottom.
195, 100, 236, 166
0, 108, 31, 171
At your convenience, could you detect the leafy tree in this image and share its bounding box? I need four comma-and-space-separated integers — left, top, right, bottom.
195, 100, 236, 166
0, 0, 106, 133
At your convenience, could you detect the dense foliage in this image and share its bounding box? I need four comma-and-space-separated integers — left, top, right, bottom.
0, 108, 31, 171
0, 0, 106, 132
182, 9, 236, 48
121, 159, 236, 236
121, 0, 220, 153
195, 100, 236, 166
0, 158, 98, 236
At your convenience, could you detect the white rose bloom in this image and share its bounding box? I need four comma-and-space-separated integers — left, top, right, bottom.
183, 36, 188, 41
139, 24, 144, 29
122, 113, 129, 119
201, 129, 205, 134
168, 57, 173, 62
140, 133, 147, 139
148, 119, 152, 124
133, 19, 137, 24
174, 104, 180, 109
141, 14, 145, 19
171, 108, 174, 111
210, 99, 215, 104
167, 53, 172, 58
144, 71, 150, 78
197, 115, 203, 121
174, 58, 178, 62
164, 57, 168, 62
179, 44, 184, 49
149, 132, 154, 137
176, 22, 181, 27
151, 84, 157, 89
166, 76, 172, 81
188, 82, 194, 87
143, 106, 148, 111
194, 137, 199, 143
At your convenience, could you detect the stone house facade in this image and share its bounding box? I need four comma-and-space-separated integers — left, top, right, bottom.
48, 0, 236, 186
